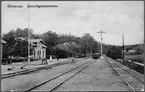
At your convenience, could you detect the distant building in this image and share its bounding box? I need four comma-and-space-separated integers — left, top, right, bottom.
128, 49, 136, 53
28, 39, 47, 59
123, 50, 127, 52
122, 50, 126, 54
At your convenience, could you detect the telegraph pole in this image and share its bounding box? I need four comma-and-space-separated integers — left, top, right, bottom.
122, 34, 125, 63
27, 8, 30, 64
97, 30, 105, 58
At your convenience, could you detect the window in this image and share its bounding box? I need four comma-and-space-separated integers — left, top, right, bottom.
40, 50, 41, 57
34, 51, 35, 58
43, 51, 44, 57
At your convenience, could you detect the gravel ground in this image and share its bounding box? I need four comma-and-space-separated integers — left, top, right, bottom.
1, 59, 69, 75
2, 57, 144, 91
107, 57, 144, 91
1, 58, 90, 91
113, 59, 144, 80
31, 60, 93, 91
54, 58, 136, 91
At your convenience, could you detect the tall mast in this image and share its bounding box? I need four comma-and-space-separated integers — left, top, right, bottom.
97, 30, 105, 58
28, 8, 30, 63
122, 34, 125, 63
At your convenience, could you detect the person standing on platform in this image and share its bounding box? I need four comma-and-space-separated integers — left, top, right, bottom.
42, 58, 47, 65
50, 55, 52, 62
71, 55, 75, 64
57, 55, 59, 61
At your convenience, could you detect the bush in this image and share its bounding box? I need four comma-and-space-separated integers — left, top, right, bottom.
107, 46, 122, 59
53, 48, 68, 58
125, 54, 144, 64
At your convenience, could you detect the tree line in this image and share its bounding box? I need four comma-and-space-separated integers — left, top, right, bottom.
2, 28, 122, 59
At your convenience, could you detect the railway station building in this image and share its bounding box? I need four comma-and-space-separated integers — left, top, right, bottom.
28, 39, 47, 59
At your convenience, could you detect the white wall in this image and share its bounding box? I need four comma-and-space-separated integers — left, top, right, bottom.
33, 42, 46, 59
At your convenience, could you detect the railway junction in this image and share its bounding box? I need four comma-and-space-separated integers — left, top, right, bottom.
1, 56, 144, 91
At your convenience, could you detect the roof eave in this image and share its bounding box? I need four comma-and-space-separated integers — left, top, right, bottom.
1, 40, 7, 44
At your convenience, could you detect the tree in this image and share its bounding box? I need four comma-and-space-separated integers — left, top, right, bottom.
15, 28, 33, 38
3, 30, 15, 43
6, 38, 34, 57
92, 41, 99, 53
79, 33, 95, 56
135, 48, 143, 54
2, 28, 34, 58
3, 28, 33, 43
41, 31, 58, 55
106, 46, 122, 59
53, 47, 68, 58
126, 47, 130, 52
53, 41, 80, 57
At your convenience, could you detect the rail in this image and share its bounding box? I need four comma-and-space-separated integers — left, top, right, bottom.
24, 59, 94, 92
1, 58, 87, 79
106, 57, 144, 91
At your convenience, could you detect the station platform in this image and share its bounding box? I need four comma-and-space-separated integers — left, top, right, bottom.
1, 58, 70, 75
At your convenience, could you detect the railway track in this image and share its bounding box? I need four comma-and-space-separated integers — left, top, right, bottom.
1, 58, 87, 79
24, 59, 94, 92
106, 57, 144, 91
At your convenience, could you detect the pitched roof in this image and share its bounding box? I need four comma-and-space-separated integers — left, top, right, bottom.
28, 39, 47, 48
42, 44, 47, 48
30, 43, 37, 46
28, 39, 43, 43
1, 40, 7, 44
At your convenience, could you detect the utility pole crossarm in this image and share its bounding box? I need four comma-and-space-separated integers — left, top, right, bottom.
97, 31, 106, 33
97, 30, 105, 58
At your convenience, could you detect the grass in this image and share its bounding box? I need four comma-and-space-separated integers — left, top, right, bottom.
125, 54, 144, 64
116, 54, 144, 74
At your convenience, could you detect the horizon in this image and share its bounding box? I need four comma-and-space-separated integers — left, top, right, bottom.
2, 1, 144, 46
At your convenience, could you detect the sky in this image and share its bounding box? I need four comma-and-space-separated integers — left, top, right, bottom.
1, 1, 144, 46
